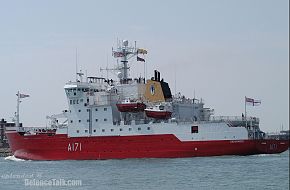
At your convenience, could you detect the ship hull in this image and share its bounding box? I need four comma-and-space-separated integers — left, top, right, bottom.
6, 131, 289, 160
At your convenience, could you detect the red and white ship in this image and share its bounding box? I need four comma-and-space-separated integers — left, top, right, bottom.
5, 40, 289, 160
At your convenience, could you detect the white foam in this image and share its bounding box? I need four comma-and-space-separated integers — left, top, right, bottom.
4, 155, 26, 161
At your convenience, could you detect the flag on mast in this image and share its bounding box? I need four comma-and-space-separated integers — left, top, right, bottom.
17, 93, 30, 99
137, 56, 145, 62
245, 97, 261, 106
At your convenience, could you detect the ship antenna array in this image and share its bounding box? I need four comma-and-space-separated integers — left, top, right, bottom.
75, 48, 78, 82
111, 39, 147, 82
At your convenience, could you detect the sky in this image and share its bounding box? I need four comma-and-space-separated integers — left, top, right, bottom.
0, 0, 288, 132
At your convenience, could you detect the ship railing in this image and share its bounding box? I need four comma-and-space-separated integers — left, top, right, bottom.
210, 116, 259, 123
14, 126, 66, 133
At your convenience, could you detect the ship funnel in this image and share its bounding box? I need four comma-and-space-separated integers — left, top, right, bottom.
153, 70, 161, 81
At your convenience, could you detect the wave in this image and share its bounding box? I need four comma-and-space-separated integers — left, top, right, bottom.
4, 155, 26, 161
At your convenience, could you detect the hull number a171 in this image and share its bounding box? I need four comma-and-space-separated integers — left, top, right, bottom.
68, 142, 82, 152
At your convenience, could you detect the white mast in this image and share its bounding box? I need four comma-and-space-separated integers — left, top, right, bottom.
15, 91, 29, 127
16, 91, 20, 127
245, 96, 247, 129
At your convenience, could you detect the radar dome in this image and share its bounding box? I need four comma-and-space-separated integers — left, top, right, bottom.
122, 40, 128, 46
117, 72, 123, 79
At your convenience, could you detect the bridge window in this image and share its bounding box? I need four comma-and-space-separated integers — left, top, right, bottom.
95, 119, 98, 122
191, 126, 198, 133
102, 129, 105, 132
85, 130, 88, 133
79, 120, 81, 123
95, 108, 98, 111
93, 130, 96, 132
104, 118, 107, 121
138, 128, 141, 131
147, 127, 150, 130
129, 128, 132, 131
70, 100, 72, 105
120, 128, 123, 131
78, 110, 81, 112
111, 129, 114, 132
104, 108, 107, 111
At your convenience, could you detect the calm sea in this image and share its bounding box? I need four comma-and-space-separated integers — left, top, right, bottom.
0, 151, 289, 190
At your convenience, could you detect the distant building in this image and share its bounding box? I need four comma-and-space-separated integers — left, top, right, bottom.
266, 130, 290, 140
0, 118, 17, 148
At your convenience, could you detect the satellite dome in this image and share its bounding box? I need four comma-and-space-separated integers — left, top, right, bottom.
122, 40, 128, 46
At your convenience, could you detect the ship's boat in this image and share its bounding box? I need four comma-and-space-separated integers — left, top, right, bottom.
145, 104, 172, 119
116, 98, 146, 112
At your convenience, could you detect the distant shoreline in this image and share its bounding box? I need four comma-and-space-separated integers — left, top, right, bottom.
0, 148, 12, 157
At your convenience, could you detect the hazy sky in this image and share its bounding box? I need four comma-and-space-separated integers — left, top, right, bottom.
0, 0, 288, 132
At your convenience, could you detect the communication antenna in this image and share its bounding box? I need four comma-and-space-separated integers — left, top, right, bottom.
75, 48, 78, 82
174, 67, 177, 96
106, 53, 109, 80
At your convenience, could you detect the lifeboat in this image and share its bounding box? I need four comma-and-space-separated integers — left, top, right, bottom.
145, 104, 172, 119
116, 99, 146, 112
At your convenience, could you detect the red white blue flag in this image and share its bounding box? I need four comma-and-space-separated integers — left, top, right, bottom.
113, 52, 124, 58
245, 97, 261, 106
17, 93, 30, 99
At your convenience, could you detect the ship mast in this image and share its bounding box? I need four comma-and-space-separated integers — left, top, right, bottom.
16, 91, 20, 127
112, 40, 147, 83
15, 91, 30, 127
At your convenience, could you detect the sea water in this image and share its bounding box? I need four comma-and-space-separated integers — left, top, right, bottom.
0, 150, 289, 190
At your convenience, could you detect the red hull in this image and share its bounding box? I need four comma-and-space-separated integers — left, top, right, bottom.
5, 131, 289, 160
116, 103, 146, 112
145, 110, 172, 119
